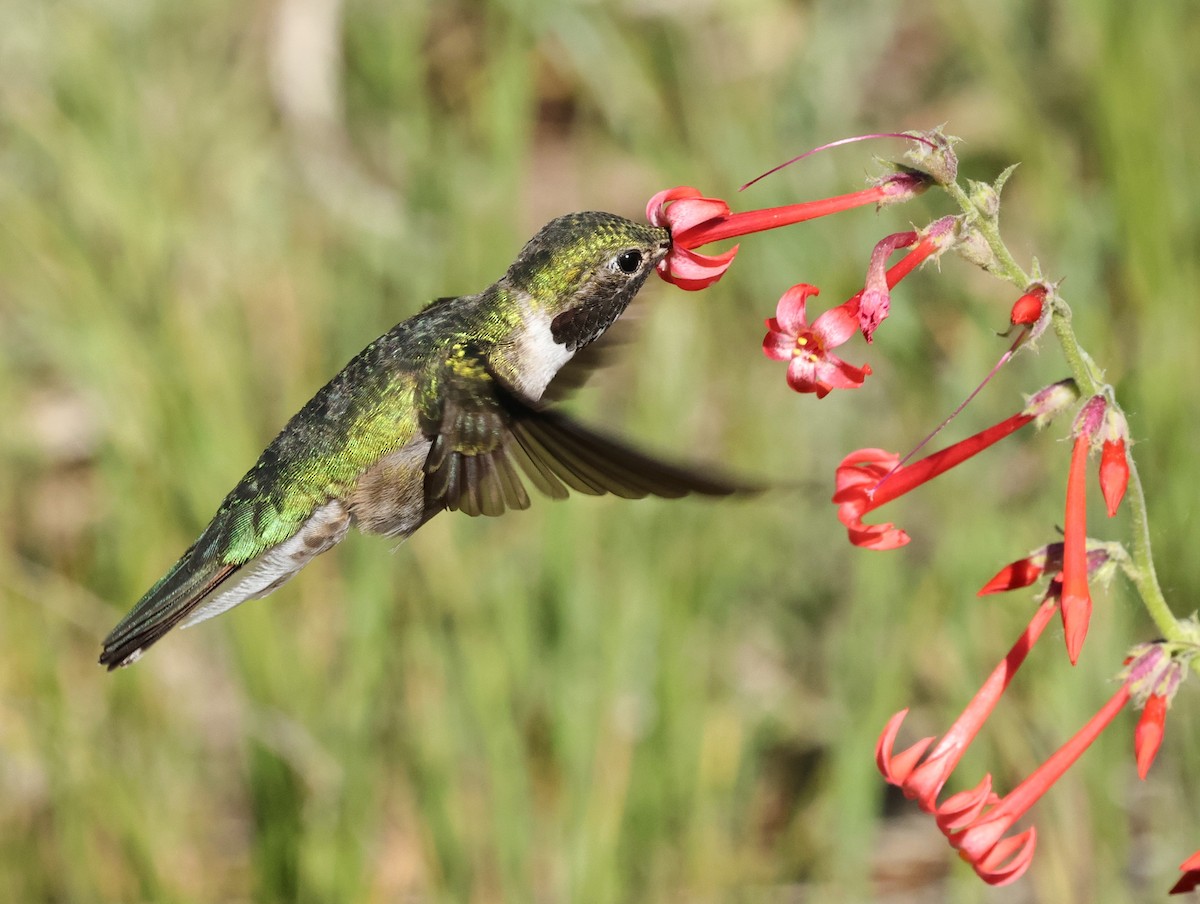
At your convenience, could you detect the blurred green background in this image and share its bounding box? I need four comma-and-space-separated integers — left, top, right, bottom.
3, 0, 1199, 901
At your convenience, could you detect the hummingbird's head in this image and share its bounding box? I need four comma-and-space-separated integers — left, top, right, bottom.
502, 211, 671, 352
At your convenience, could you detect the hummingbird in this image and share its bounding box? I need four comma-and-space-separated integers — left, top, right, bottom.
100, 211, 746, 669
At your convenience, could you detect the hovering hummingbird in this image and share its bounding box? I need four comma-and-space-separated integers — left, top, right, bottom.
100, 211, 746, 669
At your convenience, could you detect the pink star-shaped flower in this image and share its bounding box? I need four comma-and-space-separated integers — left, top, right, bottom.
762, 284, 871, 399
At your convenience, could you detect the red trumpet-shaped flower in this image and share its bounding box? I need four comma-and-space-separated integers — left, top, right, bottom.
1061, 395, 1108, 664
646, 172, 930, 290
762, 284, 870, 398
880, 631, 1191, 888
833, 381, 1078, 549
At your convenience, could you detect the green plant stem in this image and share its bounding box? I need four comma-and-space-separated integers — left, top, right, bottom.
943, 175, 1191, 657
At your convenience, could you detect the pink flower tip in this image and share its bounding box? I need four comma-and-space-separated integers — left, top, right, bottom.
859, 230, 918, 342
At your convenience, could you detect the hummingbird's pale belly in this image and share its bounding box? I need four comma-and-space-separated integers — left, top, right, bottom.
180, 497, 352, 630
181, 437, 432, 632
346, 436, 435, 537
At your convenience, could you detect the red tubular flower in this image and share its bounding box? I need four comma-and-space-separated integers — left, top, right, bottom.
646, 172, 930, 290
1061, 395, 1107, 665
1171, 851, 1200, 895
833, 381, 1077, 550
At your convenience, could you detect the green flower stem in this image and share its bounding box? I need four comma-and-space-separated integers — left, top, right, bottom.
942, 174, 1189, 657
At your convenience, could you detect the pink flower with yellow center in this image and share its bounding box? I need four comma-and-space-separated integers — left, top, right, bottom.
762, 284, 870, 398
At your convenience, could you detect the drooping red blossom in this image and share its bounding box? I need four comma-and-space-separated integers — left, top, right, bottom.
833, 381, 1077, 550
878, 579, 1174, 887
1061, 395, 1107, 664
1170, 851, 1200, 895
854, 216, 958, 341
646, 172, 930, 290
762, 284, 871, 398
858, 230, 917, 341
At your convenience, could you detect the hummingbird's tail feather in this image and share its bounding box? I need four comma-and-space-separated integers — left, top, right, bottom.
101, 499, 351, 669
99, 550, 239, 670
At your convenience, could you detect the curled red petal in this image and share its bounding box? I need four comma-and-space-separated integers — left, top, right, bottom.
646, 186, 731, 234
936, 773, 996, 833
1135, 693, 1167, 780
656, 244, 739, 291
972, 828, 1038, 887
833, 448, 900, 499
875, 709, 935, 785
773, 283, 817, 335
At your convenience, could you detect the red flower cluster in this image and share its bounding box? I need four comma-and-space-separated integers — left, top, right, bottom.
878, 596, 1183, 886
645, 133, 1183, 893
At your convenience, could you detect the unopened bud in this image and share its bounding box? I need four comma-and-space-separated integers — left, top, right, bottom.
968, 179, 1001, 219
1022, 379, 1080, 425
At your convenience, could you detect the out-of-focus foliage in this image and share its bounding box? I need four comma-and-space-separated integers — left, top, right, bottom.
2, 1, 1198, 901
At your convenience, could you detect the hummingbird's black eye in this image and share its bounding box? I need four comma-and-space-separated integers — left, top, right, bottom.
616, 249, 643, 273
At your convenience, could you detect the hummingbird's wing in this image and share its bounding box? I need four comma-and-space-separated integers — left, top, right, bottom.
422, 347, 747, 517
